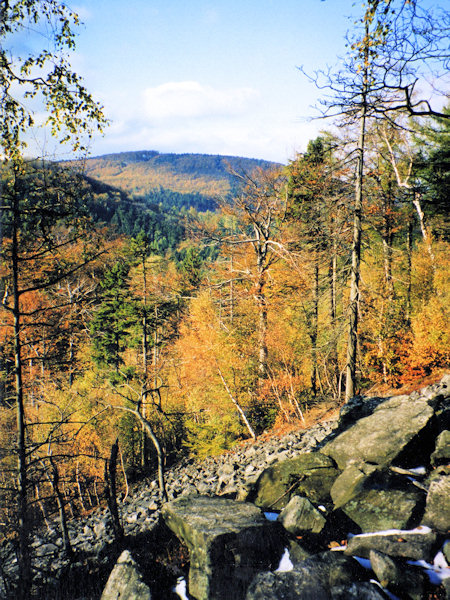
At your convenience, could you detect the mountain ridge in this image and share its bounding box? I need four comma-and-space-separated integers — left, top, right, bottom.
81, 149, 282, 199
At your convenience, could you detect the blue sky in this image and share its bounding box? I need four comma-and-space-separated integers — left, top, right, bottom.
66, 0, 363, 163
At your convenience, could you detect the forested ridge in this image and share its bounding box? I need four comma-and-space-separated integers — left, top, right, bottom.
81, 150, 279, 205
0, 1, 449, 598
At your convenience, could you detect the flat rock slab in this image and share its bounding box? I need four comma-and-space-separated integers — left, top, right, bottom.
321, 395, 434, 470
161, 495, 284, 600
344, 526, 437, 561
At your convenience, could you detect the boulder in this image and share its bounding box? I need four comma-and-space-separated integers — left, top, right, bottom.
321, 394, 434, 470
369, 549, 427, 600
330, 581, 388, 599
344, 526, 437, 561
330, 462, 378, 509
100, 550, 152, 600
245, 570, 329, 600
422, 474, 450, 532
246, 552, 368, 600
431, 430, 450, 466
161, 495, 284, 600
278, 495, 327, 535
339, 470, 425, 532
246, 452, 339, 510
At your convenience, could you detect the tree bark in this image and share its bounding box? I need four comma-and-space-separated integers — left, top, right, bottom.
345, 59, 368, 401
11, 169, 32, 600
105, 438, 123, 543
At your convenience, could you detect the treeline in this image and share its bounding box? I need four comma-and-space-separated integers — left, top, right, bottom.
82, 150, 280, 198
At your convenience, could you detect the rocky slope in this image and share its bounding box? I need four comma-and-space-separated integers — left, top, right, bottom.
1, 376, 449, 599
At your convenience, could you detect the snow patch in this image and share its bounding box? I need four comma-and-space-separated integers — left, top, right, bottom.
407, 466, 427, 475
275, 548, 293, 572
354, 525, 432, 538
174, 577, 189, 600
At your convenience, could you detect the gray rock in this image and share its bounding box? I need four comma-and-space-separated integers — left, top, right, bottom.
100, 550, 151, 600
161, 495, 284, 600
278, 495, 326, 534
330, 462, 379, 508
442, 577, 450, 600
369, 549, 427, 600
345, 526, 437, 561
431, 430, 450, 466
245, 570, 329, 600
321, 394, 434, 470
246, 551, 368, 600
341, 477, 424, 532
422, 474, 450, 532
247, 452, 339, 510
330, 581, 388, 599
245, 571, 329, 600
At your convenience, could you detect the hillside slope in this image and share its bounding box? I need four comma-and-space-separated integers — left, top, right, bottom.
82, 150, 280, 199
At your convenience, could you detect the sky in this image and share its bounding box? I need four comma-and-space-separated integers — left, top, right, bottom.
60, 0, 364, 164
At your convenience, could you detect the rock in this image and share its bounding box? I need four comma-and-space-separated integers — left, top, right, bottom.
344, 526, 437, 561
161, 495, 284, 600
330, 581, 388, 599
442, 577, 450, 600
431, 430, 450, 466
245, 570, 329, 600
278, 495, 326, 535
286, 539, 311, 564
321, 394, 435, 470
246, 452, 339, 510
338, 395, 387, 427
444, 540, 450, 564
100, 550, 152, 600
340, 470, 425, 532
246, 551, 368, 600
422, 474, 450, 532
369, 549, 427, 600
330, 462, 379, 508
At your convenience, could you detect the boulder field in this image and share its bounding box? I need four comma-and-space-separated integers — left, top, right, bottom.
1, 375, 449, 599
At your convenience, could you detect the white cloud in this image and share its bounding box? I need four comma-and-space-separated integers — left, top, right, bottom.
142, 81, 259, 120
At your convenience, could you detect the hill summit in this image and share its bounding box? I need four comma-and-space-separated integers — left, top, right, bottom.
83, 150, 281, 199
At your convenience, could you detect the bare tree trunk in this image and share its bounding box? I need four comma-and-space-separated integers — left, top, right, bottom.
11, 178, 32, 600
256, 259, 268, 382
346, 76, 368, 401
311, 257, 319, 395
406, 217, 413, 323
105, 439, 123, 543
48, 456, 73, 557
217, 367, 257, 439
412, 191, 435, 269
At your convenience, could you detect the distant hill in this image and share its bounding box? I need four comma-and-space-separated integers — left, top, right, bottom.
81, 150, 281, 211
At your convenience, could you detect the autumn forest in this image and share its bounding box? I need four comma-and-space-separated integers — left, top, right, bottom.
0, 1, 449, 598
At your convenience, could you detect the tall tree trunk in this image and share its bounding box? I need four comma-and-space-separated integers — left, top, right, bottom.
256, 257, 268, 382
346, 65, 368, 401
382, 183, 395, 299
105, 439, 123, 543
11, 173, 32, 600
406, 217, 413, 324
311, 257, 319, 395
328, 249, 340, 398
411, 190, 435, 270
48, 456, 73, 557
